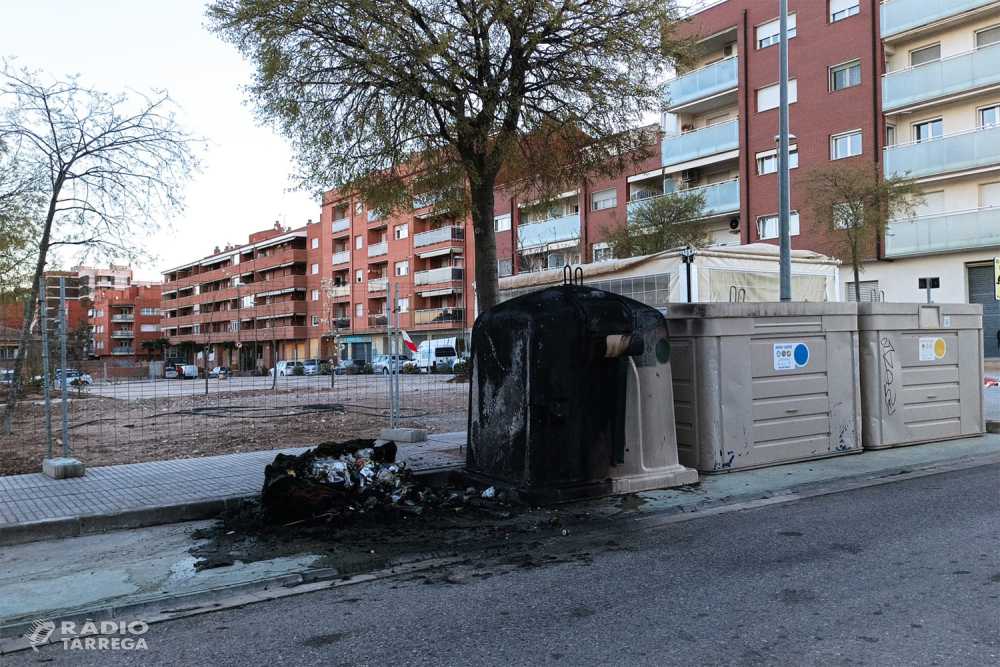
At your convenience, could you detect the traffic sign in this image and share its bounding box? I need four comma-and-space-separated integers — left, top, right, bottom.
235, 341, 243, 349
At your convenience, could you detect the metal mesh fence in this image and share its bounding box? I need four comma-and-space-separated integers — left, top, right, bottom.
0, 363, 469, 476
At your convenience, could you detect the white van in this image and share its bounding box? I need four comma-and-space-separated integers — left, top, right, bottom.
414, 345, 457, 373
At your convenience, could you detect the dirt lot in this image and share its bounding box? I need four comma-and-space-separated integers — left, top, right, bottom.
0, 375, 469, 475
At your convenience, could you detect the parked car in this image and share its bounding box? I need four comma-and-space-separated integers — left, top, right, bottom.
208, 366, 231, 379
371, 354, 412, 374
269, 360, 305, 377
0, 369, 15, 385
180, 365, 199, 379
414, 346, 457, 373
54, 369, 93, 385
302, 360, 319, 376
334, 359, 367, 375
164, 366, 179, 380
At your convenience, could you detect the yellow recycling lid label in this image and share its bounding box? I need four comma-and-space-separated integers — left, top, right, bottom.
918, 337, 946, 361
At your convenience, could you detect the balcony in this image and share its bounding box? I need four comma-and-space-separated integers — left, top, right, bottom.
517, 213, 581, 249
368, 313, 389, 329
367, 208, 386, 223
332, 218, 350, 234
883, 45, 1000, 112
111, 347, 135, 355
414, 308, 464, 326
412, 191, 443, 210
367, 241, 388, 258
368, 278, 388, 293
414, 266, 464, 286
327, 283, 350, 299
330, 317, 351, 331
111, 314, 134, 322
413, 225, 465, 248
111, 330, 134, 339
881, 0, 995, 39
663, 57, 738, 111
627, 179, 740, 222
661, 119, 739, 168
332, 250, 351, 266
885, 207, 1000, 257
883, 125, 1000, 178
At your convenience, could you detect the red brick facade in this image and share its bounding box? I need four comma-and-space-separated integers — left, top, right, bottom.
91, 284, 164, 361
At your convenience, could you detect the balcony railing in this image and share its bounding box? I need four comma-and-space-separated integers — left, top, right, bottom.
885, 207, 1000, 257
880, 0, 995, 38
368, 278, 388, 293
367, 209, 386, 223
663, 57, 738, 110
332, 218, 350, 234
367, 241, 388, 258
111, 330, 134, 338
414, 308, 465, 325
517, 213, 581, 249
111, 314, 134, 322
327, 283, 350, 298
332, 250, 351, 265
413, 225, 465, 248
330, 316, 351, 331
883, 125, 1000, 178
368, 313, 389, 328
661, 119, 739, 168
627, 179, 740, 221
414, 266, 464, 286
111, 347, 135, 355
413, 191, 443, 210
883, 45, 1000, 111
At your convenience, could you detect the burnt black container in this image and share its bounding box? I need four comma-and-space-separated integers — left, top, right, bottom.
467, 282, 672, 503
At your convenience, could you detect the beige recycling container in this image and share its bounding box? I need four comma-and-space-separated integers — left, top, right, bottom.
858, 303, 984, 449
664, 302, 862, 473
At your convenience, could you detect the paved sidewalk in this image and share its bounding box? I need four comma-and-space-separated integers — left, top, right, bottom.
0, 433, 465, 546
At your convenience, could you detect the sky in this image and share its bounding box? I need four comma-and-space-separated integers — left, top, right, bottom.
1, 0, 319, 281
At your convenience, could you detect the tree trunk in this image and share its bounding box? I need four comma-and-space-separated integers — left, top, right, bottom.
1, 176, 63, 435
469, 178, 500, 313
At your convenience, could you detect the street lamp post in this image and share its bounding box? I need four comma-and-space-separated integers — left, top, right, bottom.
777, 0, 792, 302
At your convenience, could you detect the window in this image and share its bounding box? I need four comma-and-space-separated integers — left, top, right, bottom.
140, 323, 159, 332
394, 223, 409, 240
756, 212, 800, 239
591, 188, 618, 211
979, 105, 1000, 128
980, 182, 1000, 208
494, 214, 511, 232
355, 269, 363, 283
757, 80, 798, 112
355, 304, 363, 318
909, 44, 940, 67
396, 298, 409, 313
355, 202, 363, 216
311, 237, 319, 249
831, 130, 862, 159
593, 242, 614, 262
885, 125, 896, 147
309, 316, 318, 327
830, 60, 861, 91
395, 260, 409, 276
976, 25, 1000, 48
97, 340, 104, 350
756, 14, 796, 49
355, 235, 363, 249
756, 147, 799, 175
230, 320, 239, 332
311, 289, 319, 301
830, 0, 859, 22
311, 263, 319, 275
913, 119, 942, 142
497, 258, 512, 276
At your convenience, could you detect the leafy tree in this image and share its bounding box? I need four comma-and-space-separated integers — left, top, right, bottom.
802, 159, 924, 302
208, 0, 698, 311
0, 64, 202, 434
602, 190, 710, 259
0, 142, 43, 305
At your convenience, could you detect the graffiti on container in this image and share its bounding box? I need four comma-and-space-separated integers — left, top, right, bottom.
880, 337, 897, 416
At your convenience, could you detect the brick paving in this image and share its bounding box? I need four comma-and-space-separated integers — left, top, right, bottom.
0, 433, 465, 528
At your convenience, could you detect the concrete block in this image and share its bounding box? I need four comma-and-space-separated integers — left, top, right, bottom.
987, 421, 1000, 435
42, 457, 85, 479
380, 427, 428, 443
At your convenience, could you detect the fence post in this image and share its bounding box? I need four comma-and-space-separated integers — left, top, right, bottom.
59, 277, 69, 457
40, 276, 53, 459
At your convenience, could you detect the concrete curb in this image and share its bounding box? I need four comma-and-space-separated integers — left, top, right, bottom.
2, 452, 995, 653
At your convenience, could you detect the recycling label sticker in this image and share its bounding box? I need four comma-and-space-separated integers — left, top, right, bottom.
774, 343, 809, 370
918, 337, 946, 361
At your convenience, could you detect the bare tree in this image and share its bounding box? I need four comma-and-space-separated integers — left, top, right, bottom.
208, 0, 698, 312
0, 64, 202, 434
602, 189, 710, 259
802, 159, 924, 302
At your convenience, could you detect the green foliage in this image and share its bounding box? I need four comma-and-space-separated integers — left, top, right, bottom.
602, 190, 710, 259
452, 358, 471, 378
402, 362, 421, 375
207, 0, 698, 310
802, 159, 924, 301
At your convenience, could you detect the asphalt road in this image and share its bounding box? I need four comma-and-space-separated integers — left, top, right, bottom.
12, 465, 999, 667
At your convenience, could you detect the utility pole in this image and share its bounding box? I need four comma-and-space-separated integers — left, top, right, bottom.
777, 0, 792, 302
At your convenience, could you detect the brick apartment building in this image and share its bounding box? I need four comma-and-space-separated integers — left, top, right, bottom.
90, 283, 165, 361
